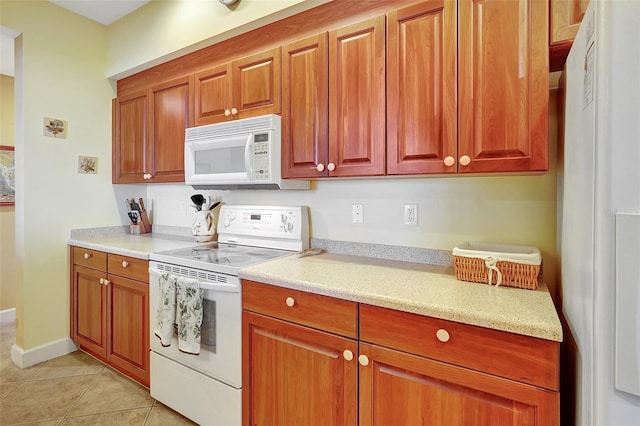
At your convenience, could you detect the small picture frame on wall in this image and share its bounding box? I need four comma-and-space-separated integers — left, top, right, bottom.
43, 117, 67, 139
78, 156, 98, 174
0, 145, 15, 206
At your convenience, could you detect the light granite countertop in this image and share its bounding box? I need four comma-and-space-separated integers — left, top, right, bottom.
68, 233, 201, 260
239, 252, 563, 342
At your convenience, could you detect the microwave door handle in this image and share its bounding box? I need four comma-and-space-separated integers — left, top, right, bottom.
244, 134, 253, 178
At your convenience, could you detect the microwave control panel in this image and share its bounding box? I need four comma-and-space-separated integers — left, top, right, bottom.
251, 132, 271, 180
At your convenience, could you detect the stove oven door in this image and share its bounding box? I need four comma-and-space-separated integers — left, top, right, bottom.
149, 268, 241, 389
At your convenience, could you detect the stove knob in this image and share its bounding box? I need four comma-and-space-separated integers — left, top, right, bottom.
230, 213, 236, 220
281, 213, 286, 223
285, 222, 294, 233
224, 219, 230, 227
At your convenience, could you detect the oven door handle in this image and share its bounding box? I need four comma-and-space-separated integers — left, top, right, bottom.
149, 268, 239, 293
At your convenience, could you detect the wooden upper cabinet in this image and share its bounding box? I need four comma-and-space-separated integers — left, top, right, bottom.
113, 91, 148, 184
194, 63, 233, 126
195, 48, 281, 125
359, 342, 559, 426
329, 16, 386, 177
458, 0, 548, 173
387, 0, 457, 175
282, 33, 329, 179
550, 0, 589, 71
148, 76, 193, 183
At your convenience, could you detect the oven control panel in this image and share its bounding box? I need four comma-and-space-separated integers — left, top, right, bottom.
218, 205, 309, 251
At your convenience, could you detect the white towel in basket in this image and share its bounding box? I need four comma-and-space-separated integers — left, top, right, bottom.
176, 277, 204, 355
154, 273, 176, 346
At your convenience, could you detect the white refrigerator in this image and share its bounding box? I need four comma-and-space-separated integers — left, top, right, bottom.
561, 0, 640, 425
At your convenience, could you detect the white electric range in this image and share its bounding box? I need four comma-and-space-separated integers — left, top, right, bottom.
149, 205, 309, 426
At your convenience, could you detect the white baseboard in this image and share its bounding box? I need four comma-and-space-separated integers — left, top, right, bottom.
11, 337, 78, 369
0, 308, 16, 323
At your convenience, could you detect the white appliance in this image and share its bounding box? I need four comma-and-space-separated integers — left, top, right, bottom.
561, 1, 640, 425
149, 205, 309, 426
184, 114, 309, 190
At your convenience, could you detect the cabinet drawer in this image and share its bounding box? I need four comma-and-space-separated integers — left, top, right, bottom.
72, 246, 107, 271
242, 280, 357, 338
107, 254, 149, 282
359, 304, 559, 391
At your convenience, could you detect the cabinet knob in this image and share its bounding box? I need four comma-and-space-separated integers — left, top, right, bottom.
343, 350, 354, 361
231, 107, 238, 115
358, 354, 369, 366
444, 156, 455, 167
99, 278, 104, 284
459, 155, 471, 166
285, 297, 295, 307
436, 329, 450, 343
122, 261, 129, 268
327, 162, 336, 172
316, 163, 325, 172
83, 253, 91, 260
103, 279, 110, 286
224, 109, 231, 117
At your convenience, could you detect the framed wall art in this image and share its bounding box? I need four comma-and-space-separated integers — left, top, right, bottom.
0, 145, 15, 206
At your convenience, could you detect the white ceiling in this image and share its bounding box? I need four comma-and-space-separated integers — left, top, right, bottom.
1, 0, 152, 76
48, 0, 152, 26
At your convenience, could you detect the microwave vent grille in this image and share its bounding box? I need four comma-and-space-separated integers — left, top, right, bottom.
185, 114, 280, 141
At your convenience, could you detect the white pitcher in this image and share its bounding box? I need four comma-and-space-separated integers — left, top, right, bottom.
192, 210, 215, 242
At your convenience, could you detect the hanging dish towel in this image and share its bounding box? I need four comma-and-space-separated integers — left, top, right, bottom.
154, 273, 176, 347
176, 276, 204, 355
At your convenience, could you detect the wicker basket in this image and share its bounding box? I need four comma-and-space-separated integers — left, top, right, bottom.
452, 242, 541, 290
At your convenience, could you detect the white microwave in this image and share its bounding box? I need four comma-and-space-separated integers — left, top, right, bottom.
184, 114, 309, 190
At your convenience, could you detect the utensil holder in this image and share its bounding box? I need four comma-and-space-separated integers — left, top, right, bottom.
130, 224, 151, 235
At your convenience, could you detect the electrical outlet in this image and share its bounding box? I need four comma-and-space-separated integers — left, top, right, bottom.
404, 204, 418, 226
352, 204, 363, 224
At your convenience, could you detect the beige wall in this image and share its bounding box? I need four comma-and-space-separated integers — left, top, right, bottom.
1, 1, 119, 349
0, 73, 16, 312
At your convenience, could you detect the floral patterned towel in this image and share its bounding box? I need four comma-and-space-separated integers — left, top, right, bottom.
154, 273, 176, 346
176, 276, 204, 355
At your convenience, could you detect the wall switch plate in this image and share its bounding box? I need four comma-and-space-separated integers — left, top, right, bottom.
352, 204, 363, 224
404, 204, 418, 226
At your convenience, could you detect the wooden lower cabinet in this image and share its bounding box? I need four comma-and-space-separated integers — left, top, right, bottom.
359, 342, 559, 426
243, 311, 357, 426
242, 280, 560, 425
70, 246, 150, 387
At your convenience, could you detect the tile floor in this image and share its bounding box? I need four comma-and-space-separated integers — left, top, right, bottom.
0, 322, 197, 425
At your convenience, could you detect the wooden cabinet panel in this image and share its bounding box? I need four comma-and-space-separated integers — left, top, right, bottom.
387, 0, 457, 175
107, 274, 149, 387
360, 304, 559, 391
458, 0, 548, 173
72, 265, 107, 358
359, 342, 559, 426
242, 280, 357, 338
72, 246, 107, 271
148, 76, 193, 183
194, 63, 233, 125
233, 48, 281, 119
107, 254, 148, 283
329, 16, 386, 177
243, 311, 357, 426
282, 33, 329, 178
113, 91, 148, 183
550, 0, 589, 71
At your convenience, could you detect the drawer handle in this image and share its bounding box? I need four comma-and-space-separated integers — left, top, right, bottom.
459, 155, 471, 166
443, 156, 455, 167
285, 297, 295, 307
343, 350, 354, 361
99, 278, 104, 285
358, 354, 369, 366
103, 279, 110, 286
122, 261, 129, 268
436, 329, 450, 343
83, 253, 91, 260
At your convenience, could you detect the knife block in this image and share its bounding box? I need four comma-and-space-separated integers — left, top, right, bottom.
130, 224, 152, 235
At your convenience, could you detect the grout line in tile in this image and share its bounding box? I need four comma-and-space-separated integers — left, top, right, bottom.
142, 405, 153, 426
58, 371, 104, 421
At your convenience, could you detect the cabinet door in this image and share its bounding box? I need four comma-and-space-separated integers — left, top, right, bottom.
550, 0, 589, 71
458, 0, 548, 173
113, 91, 148, 184
106, 274, 149, 387
233, 48, 281, 119
282, 34, 329, 178
194, 63, 233, 125
329, 16, 386, 177
72, 265, 107, 359
148, 76, 193, 183
359, 342, 559, 426
243, 311, 357, 426
387, 0, 457, 175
